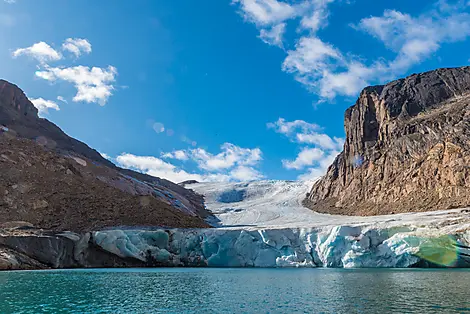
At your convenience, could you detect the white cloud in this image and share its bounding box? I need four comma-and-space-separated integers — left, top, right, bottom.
295, 132, 343, 150
259, 23, 286, 47
190, 143, 262, 171
12, 42, 62, 63
62, 38, 92, 57
13, 38, 118, 106
282, 147, 324, 170
235, 0, 470, 102
116, 152, 262, 183
269, 117, 343, 180
158, 142, 264, 182
267, 117, 321, 135
297, 150, 339, 181
57, 96, 68, 103
35, 65, 117, 105
3, 0, 16, 4
116, 153, 204, 183
162, 150, 189, 161
354, 8, 470, 75
267, 117, 342, 150
283, 36, 342, 75
29, 98, 60, 116
298, 3, 470, 100
232, 0, 297, 26
299, 149, 340, 181
230, 165, 264, 181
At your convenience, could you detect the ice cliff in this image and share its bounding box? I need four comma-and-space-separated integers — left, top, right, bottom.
90, 223, 470, 268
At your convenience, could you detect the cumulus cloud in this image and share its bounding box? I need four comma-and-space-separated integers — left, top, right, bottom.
232, 0, 298, 26
116, 153, 204, 183
229, 165, 264, 181
190, 143, 262, 171
35, 65, 117, 105
29, 98, 60, 116
267, 117, 321, 135
353, 8, 470, 74
268, 117, 342, 181
12, 42, 62, 63
232, 0, 321, 50
158, 142, 264, 182
62, 38, 92, 57
234, 0, 470, 102
267, 117, 342, 150
259, 23, 286, 47
162, 150, 189, 161
297, 150, 338, 181
116, 148, 263, 183
291, 3, 470, 100
282, 147, 324, 170
57, 96, 68, 103
13, 39, 118, 106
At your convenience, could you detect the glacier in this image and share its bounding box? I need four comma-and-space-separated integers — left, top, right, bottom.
88, 181, 470, 268
91, 224, 470, 268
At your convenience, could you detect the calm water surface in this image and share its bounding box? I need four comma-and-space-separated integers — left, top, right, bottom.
0, 268, 469, 313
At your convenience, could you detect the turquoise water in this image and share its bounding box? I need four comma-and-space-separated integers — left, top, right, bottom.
0, 268, 470, 313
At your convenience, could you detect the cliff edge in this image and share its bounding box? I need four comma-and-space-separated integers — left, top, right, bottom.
306, 66, 470, 215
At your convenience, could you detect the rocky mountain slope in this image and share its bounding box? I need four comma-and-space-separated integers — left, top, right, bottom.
306, 66, 470, 215
0, 79, 210, 231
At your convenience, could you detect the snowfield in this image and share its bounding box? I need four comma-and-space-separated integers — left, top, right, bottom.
92, 181, 470, 268
188, 180, 470, 231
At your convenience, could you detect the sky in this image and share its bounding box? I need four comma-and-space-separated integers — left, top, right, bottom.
1, 0, 470, 183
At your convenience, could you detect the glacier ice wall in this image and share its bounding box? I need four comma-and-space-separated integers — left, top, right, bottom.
91, 225, 470, 268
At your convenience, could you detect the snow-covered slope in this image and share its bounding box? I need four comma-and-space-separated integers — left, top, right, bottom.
189, 180, 329, 228
188, 180, 470, 231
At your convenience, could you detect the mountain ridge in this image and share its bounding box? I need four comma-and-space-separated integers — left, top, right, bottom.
0, 79, 210, 231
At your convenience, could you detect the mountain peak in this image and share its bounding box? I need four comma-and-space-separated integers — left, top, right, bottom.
0, 79, 39, 122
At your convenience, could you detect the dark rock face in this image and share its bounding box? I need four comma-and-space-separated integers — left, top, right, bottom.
307, 66, 470, 215
0, 231, 147, 270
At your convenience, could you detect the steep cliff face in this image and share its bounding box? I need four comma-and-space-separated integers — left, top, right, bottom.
307, 66, 470, 215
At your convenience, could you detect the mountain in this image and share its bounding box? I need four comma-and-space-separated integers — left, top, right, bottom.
0, 79, 210, 231
306, 66, 470, 215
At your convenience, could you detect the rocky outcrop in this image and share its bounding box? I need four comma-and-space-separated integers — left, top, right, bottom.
307, 66, 470, 215
0, 79, 210, 230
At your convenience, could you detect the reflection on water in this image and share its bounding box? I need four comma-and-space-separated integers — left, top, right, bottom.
0, 268, 470, 313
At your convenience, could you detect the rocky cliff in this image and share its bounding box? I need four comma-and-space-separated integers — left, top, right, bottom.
306, 66, 470, 215
0, 79, 210, 230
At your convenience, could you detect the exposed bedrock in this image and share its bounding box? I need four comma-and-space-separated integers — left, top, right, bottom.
307, 67, 470, 215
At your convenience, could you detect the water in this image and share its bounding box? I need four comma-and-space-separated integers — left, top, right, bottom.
0, 268, 469, 313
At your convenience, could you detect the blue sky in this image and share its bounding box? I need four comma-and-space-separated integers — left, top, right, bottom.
1, 0, 470, 183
